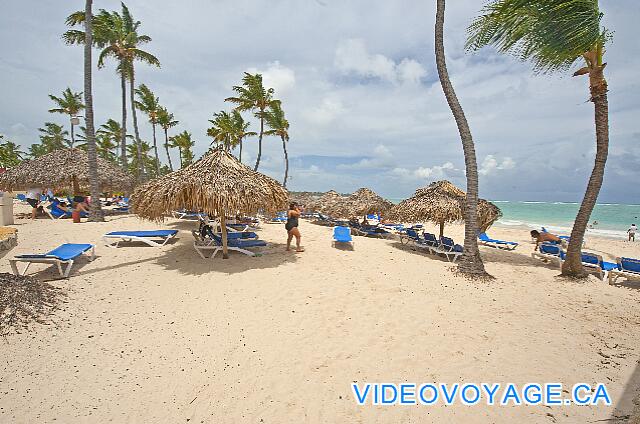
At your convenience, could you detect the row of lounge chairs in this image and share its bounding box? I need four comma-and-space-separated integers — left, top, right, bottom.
530, 242, 640, 283
401, 229, 464, 262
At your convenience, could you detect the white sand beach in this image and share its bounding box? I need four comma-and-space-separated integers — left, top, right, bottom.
1, 204, 640, 423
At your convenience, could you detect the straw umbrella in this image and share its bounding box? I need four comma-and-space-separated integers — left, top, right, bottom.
0, 148, 134, 193
338, 187, 393, 218
307, 190, 349, 216
131, 148, 288, 258
389, 180, 501, 238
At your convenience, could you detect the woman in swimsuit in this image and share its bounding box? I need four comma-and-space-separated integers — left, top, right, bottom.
285, 202, 304, 252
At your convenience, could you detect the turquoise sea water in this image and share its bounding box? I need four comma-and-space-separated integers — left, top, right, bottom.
388, 199, 640, 239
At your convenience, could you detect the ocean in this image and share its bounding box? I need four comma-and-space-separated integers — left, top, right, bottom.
388, 199, 640, 239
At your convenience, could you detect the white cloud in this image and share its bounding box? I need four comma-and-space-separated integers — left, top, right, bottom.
247, 61, 296, 95
334, 38, 426, 85
479, 155, 516, 176
302, 97, 345, 126
391, 162, 458, 180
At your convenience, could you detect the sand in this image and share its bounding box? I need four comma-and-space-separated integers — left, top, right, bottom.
1, 203, 640, 423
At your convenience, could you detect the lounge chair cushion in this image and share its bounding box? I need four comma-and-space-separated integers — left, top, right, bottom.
106, 230, 178, 238
17, 243, 93, 261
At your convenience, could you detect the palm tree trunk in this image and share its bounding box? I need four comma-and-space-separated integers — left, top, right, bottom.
164, 128, 173, 171
178, 147, 184, 169
83, 0, 104, 222
129, 72, 145, 181
281, 135, 289, 188
70, 120, 76, 148
239, 138, 243, 163
435, 0, 487, 277
255, 114, 264, 171
562, 68, 609, 277
120, 72, 128, 169
151, 121, 160, 175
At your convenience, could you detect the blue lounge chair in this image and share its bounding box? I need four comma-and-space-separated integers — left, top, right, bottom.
609, 257, 640, 285
433, 236, 464, 262
580, 252, 617, 280
102, 230, 178, 248
531, 243, 565, 268
46, 200, 88, 220
422, 233, 439, 248
478, 232, 519, 250
193, 232, 267, 259
332, 226, 354, 248
10, 243, 95, 278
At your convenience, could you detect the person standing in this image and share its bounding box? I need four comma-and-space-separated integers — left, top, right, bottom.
25, 187, 42, 219
285, 202, 304, 252
628, 224, 637, 242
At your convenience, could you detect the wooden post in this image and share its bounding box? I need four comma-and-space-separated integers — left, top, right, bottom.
439, 221, 445, 239
220, 213, 229, 259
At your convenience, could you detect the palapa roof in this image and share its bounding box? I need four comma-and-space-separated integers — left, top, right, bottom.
131, 148, 288, 220
338, 187, 393, 217
0, 148, 134, 192
288, 191, 321, 207
389, 180, 502, 231
306, 190, 349, 215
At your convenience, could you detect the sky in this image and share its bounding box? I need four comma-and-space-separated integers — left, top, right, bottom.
0, 1, 638, 203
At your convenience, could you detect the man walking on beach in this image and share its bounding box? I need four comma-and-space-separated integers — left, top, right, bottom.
628, 224, 637, 241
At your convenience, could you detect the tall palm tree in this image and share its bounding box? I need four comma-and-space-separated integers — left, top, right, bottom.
134, 83, 161, 174
48, 88, 85, 147
156, 106, 178, 171
38, 123, 70, 150
64, 3, 160, 179
434, 0, 488, 277
231, 110, 256, 163
83, 0, 104, 221
466, 0, 611, 277
264, 101, 290, 187
169, 131, 195, 168
64, 7, 128, 169
225, 72, 276, 171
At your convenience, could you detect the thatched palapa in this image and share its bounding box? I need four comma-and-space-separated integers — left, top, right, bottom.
337, 187, 393, 217
131, 148, 288, 258
306, 190, 348, 215
0, 148, 134, 193
389, 180, 501, 238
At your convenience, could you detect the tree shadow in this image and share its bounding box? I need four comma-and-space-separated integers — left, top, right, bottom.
388, 241, 454, 263
611, 361, 640, 423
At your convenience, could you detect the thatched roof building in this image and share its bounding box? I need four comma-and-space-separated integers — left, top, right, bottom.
389, 180, 501, 237
0, 148, 134, 193
306, 190, 349, 215
131, 148, 288, 258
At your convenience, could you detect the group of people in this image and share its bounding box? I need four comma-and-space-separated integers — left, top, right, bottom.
25, 187, 90, 220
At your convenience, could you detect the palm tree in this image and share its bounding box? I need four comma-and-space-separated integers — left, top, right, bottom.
83, 0, 104, 221
169, 130, 195, 168
225, 72, 276, 171
64, 3, 160, 180
207, 111, 237, 151
0, 135, 25, 168
466, 0, 611, 277
38, 123, 70, 150
126, 140, 157, 178
134, 83, 161, 174
434, 0, 488, 277
156, 106, 178, 171
264, 101, 290, 187
96, 132, 118, 162
231, 110, 256, 163
48, 88, 85, 147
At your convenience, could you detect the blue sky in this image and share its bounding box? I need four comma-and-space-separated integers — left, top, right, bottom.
1, 1, 638, 202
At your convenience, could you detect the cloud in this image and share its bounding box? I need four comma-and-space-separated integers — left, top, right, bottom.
247, 61, 296, 95
391, 162, 459, 181
302, 97, 345, 126
479, 155, 516, 176
334, 38, 426, 85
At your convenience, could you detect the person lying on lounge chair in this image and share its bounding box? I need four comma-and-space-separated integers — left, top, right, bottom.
530, 230, 562, 251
